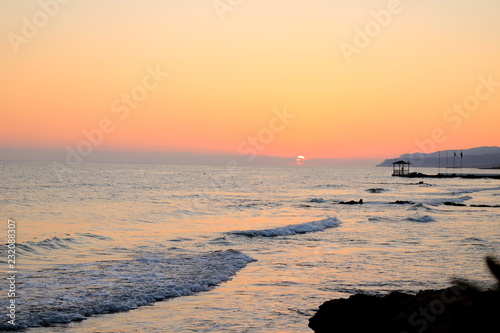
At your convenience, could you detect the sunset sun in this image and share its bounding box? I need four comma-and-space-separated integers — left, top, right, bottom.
296, 155, 305, 165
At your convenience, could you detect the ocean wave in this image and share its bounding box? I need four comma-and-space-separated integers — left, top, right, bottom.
461, 237, 490, 249
76, 232, 112, 241
173, 209, 213, 216
226, 200, 283, 210
462, 237, 484, 243
0, 250, 254, 330
228, 218, 340, 237
368, 217, 384, 221
1, 233, 113, 256
313, 184, 345, 189
25, 236, 77, 251
428, 196, 472, 206
404, 215, 436, 223
449, 186, 500, 195
407, 203, 434, 211
308, 197, 327, 203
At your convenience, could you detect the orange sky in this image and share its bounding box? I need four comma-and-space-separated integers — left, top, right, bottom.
1, 0, 499, 163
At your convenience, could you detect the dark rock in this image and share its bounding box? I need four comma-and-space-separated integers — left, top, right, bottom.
309, 257, 500, 333
391, 200, 414, 204
366, 188, 387, 193
407, 181, 432, 186
442, 202, 467, 207
339, 199, 363, 205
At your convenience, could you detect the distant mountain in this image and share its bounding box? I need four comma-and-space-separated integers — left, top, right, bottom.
377, 146, 500, 168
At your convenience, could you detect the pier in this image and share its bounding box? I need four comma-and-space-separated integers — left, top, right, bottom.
391, 160, 500, 180
393, 172, 500, 180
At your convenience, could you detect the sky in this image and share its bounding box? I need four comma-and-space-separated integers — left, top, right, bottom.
1, 0, 499, 166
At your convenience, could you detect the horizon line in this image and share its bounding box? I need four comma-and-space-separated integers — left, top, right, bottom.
0, 147, 382, 167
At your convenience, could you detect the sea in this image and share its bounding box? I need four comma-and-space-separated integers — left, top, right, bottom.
1, 162, 499, 332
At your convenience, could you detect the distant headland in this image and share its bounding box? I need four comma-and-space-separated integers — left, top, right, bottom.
377, 146, 500, 168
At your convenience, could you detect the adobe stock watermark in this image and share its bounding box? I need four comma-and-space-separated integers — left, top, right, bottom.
236, 107, 297, 164
51, 65, 169, 180
6, 219, 18, 326
183, 107, 296, 220
411, 73, 499, 166
213, 0, 244, 21
401, 285, 466, 333
340, 0, 415, 64
211, 106, 297, 188
7, 0, 72, 54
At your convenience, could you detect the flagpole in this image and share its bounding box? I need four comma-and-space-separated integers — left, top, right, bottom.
453, 151, 456, 172
461, 151, 463, 176
438, 151, 441, 175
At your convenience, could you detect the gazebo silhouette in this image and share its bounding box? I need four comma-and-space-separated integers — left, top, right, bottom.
392, 160, 411, 176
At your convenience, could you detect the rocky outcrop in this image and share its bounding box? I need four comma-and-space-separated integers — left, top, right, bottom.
338, 199, 363, 205
442, 202, 467, 207
391, 200, 414, 204
309, 257, 500, 333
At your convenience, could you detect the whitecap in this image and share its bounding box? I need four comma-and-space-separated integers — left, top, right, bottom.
228, 218, 340, 237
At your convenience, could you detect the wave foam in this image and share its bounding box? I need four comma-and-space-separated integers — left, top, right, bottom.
0, 250, 254, 330
229, 218, 340, 237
